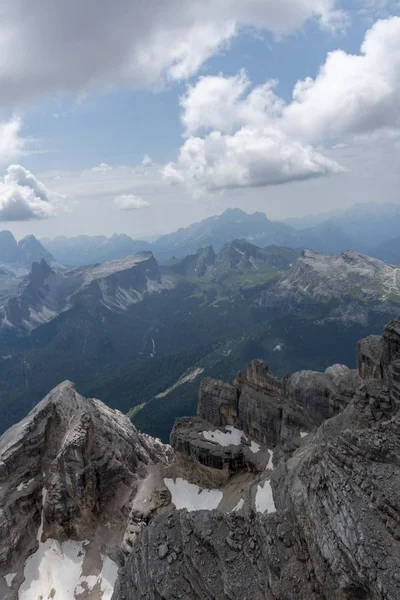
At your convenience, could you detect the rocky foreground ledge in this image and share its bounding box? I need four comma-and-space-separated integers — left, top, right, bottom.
1, 318, 400, 599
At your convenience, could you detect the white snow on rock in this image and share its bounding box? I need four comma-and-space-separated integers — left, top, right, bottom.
16, 478, 34, 492
202, 426, 247, 447
255, 481, 276, 514
19, 488, 119, 600
164, 478, 223, 511
266, 449, 274, 471
249, 440, 261, 454
5, 572, 16, 587
300, 431, 309, 438
232, 498, 245, 512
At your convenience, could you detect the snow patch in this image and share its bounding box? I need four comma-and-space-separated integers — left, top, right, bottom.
232, 498, 245, 512
19, 487, 118, 600
255, 481, 276, 514
300, 431, 309, 438
202, 426, 246, 447
5, 572, 16, 587
16, 478, 34, 492
164, 478, 222, 511
266, 449, 274, 471
249, 440, 261, 454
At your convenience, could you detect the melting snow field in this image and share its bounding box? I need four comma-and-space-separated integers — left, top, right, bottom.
18, 488, 118, 599
164, 478, 223, 511
202, 426, 246, 447
255, 481, 276, 514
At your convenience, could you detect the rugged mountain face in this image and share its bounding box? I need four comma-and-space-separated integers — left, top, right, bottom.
116, 316, 400, 600
0, 381, 171, 600
169, 240, 297, 279
0, 252, 175, 333
2, 316, 400, 598
262, 249, 400, 325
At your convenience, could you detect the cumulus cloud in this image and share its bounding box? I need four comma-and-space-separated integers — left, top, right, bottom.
91, 162, 112, 172
0, 165, 56, 221
114, 194, 150, 210
0, 0, 344, 108
163, 128, 343, 190
282, 17, 400, 142
142, 155, 154, 167
164, 72, 342, 189
165, 16, 400, 190
0, 118, 26, 165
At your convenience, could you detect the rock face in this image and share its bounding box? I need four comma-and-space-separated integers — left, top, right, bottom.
117, 316, 400, 600
285, 364, 359, 424
257, 249, 400, 325
0, 252, 176, 332
4, 317, 400, 599
357, 334, 383, 380
0, 381, 171, 600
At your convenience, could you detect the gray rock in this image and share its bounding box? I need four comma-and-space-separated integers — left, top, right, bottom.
0, 381, 171, 598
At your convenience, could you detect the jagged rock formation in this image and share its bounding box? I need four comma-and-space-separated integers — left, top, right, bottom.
0, 252, 176, 332
258, 250, 400, 326
117, 316, 400, 599
285, 364, 359, 424
3, 317, 400, 598
0, 381, 171, 599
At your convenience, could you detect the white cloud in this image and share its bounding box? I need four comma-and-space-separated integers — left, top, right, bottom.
0, 0, 343, 108
114, 194, 150, 210
0, 165, 56, 221
163, 127, 343, 190
165, 16, 400, 191
0, 118, 26, 165
180, 70, 283, 136
91, 162, 112, 172
142, 155, 154, 167
282, 16, 400, 142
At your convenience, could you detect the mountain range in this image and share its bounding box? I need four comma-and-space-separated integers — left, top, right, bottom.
37, 203, 400, 267
0, 237, 399, 442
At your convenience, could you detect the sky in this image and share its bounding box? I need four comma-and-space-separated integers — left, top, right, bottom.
0, 0, 399, 239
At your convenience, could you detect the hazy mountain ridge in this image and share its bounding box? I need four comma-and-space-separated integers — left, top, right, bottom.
37, 204, 400, 268
38, 206, 378, 267
0, 231, 54, 271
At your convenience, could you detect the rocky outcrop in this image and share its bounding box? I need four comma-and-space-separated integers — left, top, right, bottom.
285, 364, 359, 424
198, 378, 239, 427
0, 381, 171, 599
119, 315, 400, 599
357, 334, 383, 379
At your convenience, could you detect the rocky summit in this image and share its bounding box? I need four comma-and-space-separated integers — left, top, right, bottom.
2, 317, 400, 598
